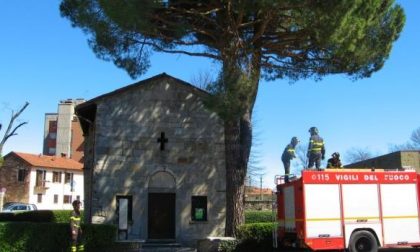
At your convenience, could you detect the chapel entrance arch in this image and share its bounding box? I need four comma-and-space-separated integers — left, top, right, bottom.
147, 171, 176, 239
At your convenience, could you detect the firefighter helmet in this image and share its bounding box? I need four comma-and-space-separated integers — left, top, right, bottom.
309, 127, 319, 134
72, 200, 81, 207
291, 137, 299, 145
332, 152, 340, 158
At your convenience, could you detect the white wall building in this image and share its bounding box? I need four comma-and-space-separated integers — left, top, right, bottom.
0, 152, 84, 210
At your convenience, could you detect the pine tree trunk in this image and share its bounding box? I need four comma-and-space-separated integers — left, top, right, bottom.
225, 112, 253, 236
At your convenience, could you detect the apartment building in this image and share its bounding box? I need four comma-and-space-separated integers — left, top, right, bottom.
0, 152, 84, 210
43, 99, 85, 163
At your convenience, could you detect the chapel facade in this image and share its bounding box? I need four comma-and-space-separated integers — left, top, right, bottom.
76, 73, 226, 245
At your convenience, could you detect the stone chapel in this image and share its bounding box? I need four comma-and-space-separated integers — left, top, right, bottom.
76, 73, 226, 246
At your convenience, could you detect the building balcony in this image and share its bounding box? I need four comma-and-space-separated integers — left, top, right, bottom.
34, 182, 49, 193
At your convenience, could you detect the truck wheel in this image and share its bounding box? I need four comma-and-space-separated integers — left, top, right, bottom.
349, 230, 378, 252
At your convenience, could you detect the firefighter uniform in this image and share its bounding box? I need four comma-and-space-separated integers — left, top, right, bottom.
327, 152, 342, 168
281, 137, 299, 182
70, 201, 84, 252
307, 127, 325, 170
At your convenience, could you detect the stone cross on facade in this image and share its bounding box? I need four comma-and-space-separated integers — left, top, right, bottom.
157, 132, 168, 151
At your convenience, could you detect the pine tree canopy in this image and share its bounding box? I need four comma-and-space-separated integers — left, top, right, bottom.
60, 0, 405, 81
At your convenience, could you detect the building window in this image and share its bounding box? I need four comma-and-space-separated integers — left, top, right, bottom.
52, 171, 62, 183
17, 169, 26, 182
65, 172, 73, 184
36, 170, 46, 187
37, 194, 43, 203
64, 195, 72, 204
54, 194, 58, 204
49, 132, 57, 139
49, 121, 57, 132
116, 195, 133, 227
191, 196, 207, 221
48, 148, 56, 155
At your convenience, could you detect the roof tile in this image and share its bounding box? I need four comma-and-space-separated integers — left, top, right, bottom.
9, 152, 83, 171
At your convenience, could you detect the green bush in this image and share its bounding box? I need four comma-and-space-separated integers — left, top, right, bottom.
13, 210, 55, 222
244, 211, 273, 223
0, 222, 70, 252
235, 223, 275, 252
82, 224, 117, 251
218, 239, 238, 252
0, 210, 84, 223
52, 210, 85, 223
0, 213, 14, 222
237, 223, 275, 242
0, 222, 116, 252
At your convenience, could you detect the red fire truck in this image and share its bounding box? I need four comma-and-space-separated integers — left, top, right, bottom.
275, 169, 420, 252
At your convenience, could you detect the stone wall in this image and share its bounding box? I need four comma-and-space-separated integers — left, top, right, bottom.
244, 200, 272, 211
0, 155, 30, 203
400, 151, 420, 171
84, 76, 226, 245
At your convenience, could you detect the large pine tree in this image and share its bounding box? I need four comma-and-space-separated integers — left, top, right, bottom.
60, 0, 405, 236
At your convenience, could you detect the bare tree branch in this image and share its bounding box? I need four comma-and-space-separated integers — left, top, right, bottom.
292, 143, 308, 175
410, 127, 420, 148
189, 70, 215, 90
0, 102, 29, 156
389, 127, 420, 151
3, 122, 28, 143
345, 147, 373, 164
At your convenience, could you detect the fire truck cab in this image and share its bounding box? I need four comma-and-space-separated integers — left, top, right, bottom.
275, 169, 420, 251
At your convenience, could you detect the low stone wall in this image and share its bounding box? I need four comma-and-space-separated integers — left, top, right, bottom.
197, 237, 236, 252
245, 200, 272, 211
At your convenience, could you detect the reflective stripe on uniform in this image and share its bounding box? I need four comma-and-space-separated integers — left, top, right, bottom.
71, 246, 77, 252
310, 141, 324, 152
78, 244, 85, 251
287, 148, 295, 153
70, 216, 81, 221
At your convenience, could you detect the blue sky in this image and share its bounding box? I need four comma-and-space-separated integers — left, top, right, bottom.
1, 1, 419, 188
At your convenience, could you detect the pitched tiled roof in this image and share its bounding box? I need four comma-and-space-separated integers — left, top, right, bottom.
7, 152, 83, 171
246, 186, 272, 195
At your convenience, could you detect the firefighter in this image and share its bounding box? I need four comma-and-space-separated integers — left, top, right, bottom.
70, 200, 84, 252
327, 152, 342, 168
281, 137, 299, 182
307, 127, 325, 170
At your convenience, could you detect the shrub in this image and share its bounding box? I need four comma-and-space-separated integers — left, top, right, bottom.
0, 213, 14, 222
0, 210, 84, 223
0, 222, 116, 252
52, 210, 85, 223
235, 223, 275, 252
0, 222, 70, 252
13, 210, 55, 222
82, 224, 117, 251
244, 210, 273, 223
218, 239, 238, 252
238, 223, 275, 242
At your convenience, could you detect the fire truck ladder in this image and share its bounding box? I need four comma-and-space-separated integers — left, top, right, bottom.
272, 189, 278, 248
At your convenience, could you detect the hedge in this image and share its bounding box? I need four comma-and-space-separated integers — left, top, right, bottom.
244, 210, 273, 224
237, 223, 275, 242
0, 222, 116, 252
218, 223, 275, 252
0, 210, 84, 223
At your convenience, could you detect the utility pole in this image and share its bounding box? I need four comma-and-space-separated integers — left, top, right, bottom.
260, 175, 263, 200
